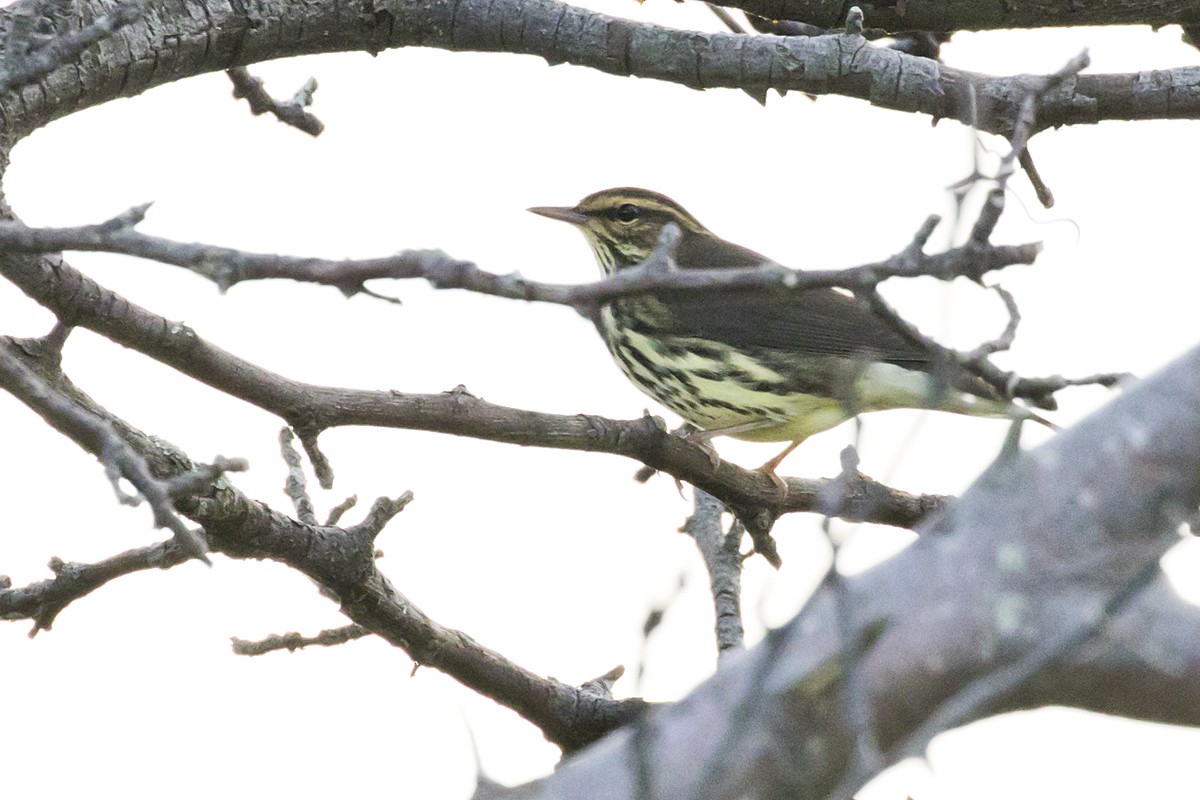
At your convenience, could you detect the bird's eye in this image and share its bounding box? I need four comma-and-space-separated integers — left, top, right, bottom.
615, 203, 640, 223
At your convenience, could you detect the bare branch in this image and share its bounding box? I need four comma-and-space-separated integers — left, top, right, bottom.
680, 490, 744, 655
0, 0, 147, 96
279, 428, 317, 525
0, 336, 249, 562
3, 0, 1198, 145
961, 285, 1021, 362
999, 50, 1090, 201
226, 66, 324, 137
1019, 148, 1055, 208
0, 206, 1040, 298
526, 338, 1200, 798
0, 536, 197, 635
0, 203, 1119, 409
347, 492, 415, 541
0, 254, 950, 533
0, 355, 644, 750
888, 554, 1166, 769
231, 624, 370, 656
194, 476, 645, 752
324, 494, 358, 526
727, 0, 1194, 33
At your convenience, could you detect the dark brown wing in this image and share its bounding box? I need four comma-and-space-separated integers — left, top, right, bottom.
658, 232, 937, 369
655, 289, 938, 368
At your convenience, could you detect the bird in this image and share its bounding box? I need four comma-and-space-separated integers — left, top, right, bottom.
529, 187, 1052, 485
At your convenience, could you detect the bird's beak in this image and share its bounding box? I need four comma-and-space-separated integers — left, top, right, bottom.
528, 205, 589, 226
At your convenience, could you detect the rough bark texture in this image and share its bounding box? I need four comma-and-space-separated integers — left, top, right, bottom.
532, 344, 1200, 799
1, 0, 1199, 153
731, 0, 1200, 32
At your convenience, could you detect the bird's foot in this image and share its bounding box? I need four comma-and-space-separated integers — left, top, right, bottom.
683, 429, 722, 472
672, 474, 686, 498
754, 464, 790, 498
755, 440, 802, 498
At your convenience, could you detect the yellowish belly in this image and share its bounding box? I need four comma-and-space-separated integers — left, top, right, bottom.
597, 306, 1011, 444
599, 309, 851, 442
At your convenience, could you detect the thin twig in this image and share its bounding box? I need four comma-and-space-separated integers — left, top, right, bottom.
0, 536, 197, 635
0, 205, 1038, 302
226, 66, 324, 137
231, 624, 371, 655
279, 428, 317, 525
0, 206, 1119, 409
681, 489, 745, 655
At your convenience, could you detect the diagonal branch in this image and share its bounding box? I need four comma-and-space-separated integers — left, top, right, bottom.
0, 536, 196, 635
226, 67, 324, 137
0, 347, 645, 751
0, 334, 247, 562
522, 338, 1200, 799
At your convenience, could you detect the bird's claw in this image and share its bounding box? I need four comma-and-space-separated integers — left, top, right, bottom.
755, 464, 790, 499
683, 430, 722, 472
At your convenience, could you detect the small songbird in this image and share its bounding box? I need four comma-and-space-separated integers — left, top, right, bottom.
529, 188, 1052, 481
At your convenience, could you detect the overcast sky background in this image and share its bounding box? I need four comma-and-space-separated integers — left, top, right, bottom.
2, 2, 1199, 797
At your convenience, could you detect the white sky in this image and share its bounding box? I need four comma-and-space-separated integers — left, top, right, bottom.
2, 2, 1199, 797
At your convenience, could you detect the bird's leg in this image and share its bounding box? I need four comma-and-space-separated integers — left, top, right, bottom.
682, 429, 722, 472
757, 440, 802, 496
686, 419, 780, 471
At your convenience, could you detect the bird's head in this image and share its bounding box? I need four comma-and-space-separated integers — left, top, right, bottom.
529, 187, 711, 275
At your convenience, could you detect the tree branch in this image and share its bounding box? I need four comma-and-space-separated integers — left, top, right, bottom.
0, 251, 950, 534
0, 334, 247, 562
0, 205, 1120, 409
1, 0, 1198, 145
729, 0, 1200, 33
519, 339, 1200, 798
680, 490, 745, 656
230, 624, 370, 655
0, 204, 1040, 298
0, 343, 645, 751
0, 0, 146, 96
226, 66, 324, 137
0, 536, 196, 635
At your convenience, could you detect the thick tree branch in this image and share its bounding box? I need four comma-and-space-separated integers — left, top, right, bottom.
0, 0, 146, 96
730, 0, 1200, 33
1, 0, 1198, 147
518, 340, 1200, 799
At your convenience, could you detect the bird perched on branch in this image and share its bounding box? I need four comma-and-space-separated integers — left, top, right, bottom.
529, 187, 1052, 485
